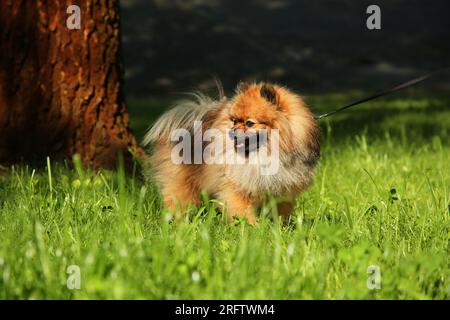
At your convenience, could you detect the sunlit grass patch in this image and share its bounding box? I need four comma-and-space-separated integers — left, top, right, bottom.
0, 92, 448, 299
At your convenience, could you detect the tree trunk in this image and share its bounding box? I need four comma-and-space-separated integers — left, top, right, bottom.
0, 0, 143, 169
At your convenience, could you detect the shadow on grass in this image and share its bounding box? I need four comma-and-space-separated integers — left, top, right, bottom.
120, 0, 450, 97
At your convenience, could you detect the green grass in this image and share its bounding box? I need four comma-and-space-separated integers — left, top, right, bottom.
0, 91, 449, 299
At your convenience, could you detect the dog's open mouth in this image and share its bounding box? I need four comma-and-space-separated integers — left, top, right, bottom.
231, 131, 266, 156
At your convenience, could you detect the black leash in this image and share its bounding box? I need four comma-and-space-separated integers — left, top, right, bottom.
314, 68, 449, 120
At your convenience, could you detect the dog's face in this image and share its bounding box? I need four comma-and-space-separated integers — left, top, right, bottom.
228, 83, 280, 156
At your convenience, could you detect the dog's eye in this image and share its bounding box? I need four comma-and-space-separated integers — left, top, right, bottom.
245, 120, 255, 127
231, 118, 238, 125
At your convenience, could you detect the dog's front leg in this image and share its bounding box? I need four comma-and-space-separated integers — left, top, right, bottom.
218, 188, 258, 225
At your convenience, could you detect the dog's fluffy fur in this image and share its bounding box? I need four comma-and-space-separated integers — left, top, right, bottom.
144, 82, 320, 223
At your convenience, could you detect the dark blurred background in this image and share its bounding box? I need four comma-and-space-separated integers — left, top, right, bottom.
120, 0, 450, 99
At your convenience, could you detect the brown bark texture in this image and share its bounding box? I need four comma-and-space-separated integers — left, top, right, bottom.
0, 0, 142, 169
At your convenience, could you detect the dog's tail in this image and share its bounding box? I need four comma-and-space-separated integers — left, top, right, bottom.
143, 93, 225, 146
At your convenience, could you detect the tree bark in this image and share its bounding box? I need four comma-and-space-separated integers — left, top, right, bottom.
0, 0, 143, 169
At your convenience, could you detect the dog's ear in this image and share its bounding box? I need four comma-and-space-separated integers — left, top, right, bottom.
260, 83, 278, 106
237, 81, 250, 93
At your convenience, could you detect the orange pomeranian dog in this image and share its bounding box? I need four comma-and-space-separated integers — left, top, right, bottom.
143, 82, 320, 224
